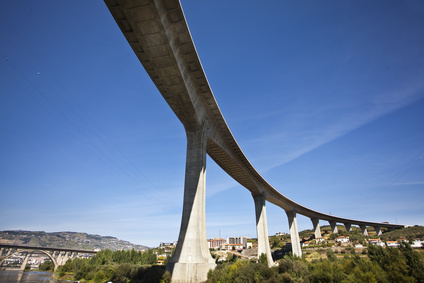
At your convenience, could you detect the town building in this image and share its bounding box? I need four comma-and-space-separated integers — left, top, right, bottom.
369, 239, 384, 246
386, 241, 399, 247
315, 237, 325, 244
228, 243, 243, 251
227, 236, 249, 249
336, 236, 350, 243
207, 238, 226, 250
412, 239, 423, 248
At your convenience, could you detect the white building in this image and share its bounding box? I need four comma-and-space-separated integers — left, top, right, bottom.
386, 241, 399, 247
208, 238, 226, 249
412, 239, 423, 248
227, 236, 249, 249
369, 239, 385, 246
336, 236, 349, 243
315, 237, 325, 244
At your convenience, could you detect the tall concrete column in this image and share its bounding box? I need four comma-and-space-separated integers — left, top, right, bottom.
286, 210, 302, 257
20, 253, 30, 271
0, 248, 6, 261
360, 225, 368, 236
167, 125, 216, 283
5, 248, 12, 257
329, 220, 338, 234
344, 223, 352, 232
60, 252, 70, 265
311, 218, 321, 239
253, 192, 274, 267
56, 252, 63, 266
374, 226, 382, 236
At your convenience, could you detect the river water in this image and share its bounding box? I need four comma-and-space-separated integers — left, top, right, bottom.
0, 270, 61, 282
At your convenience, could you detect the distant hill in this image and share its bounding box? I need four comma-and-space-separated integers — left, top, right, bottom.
380, 226, 424, 241
0, 230, 149, 251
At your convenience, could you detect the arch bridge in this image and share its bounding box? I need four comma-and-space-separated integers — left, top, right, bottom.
104, 0, 406, 282
0, 244, 97, 271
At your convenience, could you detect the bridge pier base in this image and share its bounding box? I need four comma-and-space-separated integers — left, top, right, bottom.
374, 226, 382, 236
166, 126, 215, 283
329, 220, 338, 234
311, 218, 321, 239
360, 225, 368, 236
344, 223, 352, 232
20, 253, 30, 271
286, 210, 302, 257
253, 192, 274, 267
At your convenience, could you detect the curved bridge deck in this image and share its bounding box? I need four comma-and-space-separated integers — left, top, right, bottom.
104, 1, 406, 282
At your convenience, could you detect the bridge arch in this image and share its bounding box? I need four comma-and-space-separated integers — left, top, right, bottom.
0, 249, 58, 271
0, 245, 97, 272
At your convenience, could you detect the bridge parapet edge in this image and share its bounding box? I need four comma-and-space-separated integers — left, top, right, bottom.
0, 244, 98, 254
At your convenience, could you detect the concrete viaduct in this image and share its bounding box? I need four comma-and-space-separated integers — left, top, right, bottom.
0, 244, 97, 271
104, 0, 405, 282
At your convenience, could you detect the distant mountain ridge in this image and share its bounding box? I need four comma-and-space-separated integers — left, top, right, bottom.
0, 230, 149, 251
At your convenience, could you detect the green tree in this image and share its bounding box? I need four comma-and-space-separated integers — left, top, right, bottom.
38, 260, 54, 271
368, 244, 415, 282
278, 257, 309, 281
398, 242, 424, 282
259, 253, 268, 265
326, 249, 337, 262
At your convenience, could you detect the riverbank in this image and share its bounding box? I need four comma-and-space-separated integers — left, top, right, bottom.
0, 270, 55, 282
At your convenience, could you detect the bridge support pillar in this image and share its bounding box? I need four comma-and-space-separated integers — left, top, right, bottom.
374, 226, 382, 236
166, 126, 215, 283
253, 192, 274, 267
311, 218, 321, 239
57, 252, 70, 266
3, 248, 12, 258
56, 252, 63, 266
360, 225, 368, 236
344, 223, 352, 232
329, 220, 338, 234
286, 210, 302, 257
20, 253, 30, 271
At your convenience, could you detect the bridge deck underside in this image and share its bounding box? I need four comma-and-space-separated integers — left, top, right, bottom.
104, 0, 404, 230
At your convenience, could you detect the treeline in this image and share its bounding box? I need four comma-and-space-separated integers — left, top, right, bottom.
88, 249, 157, 265
57, 243, 424, 282
206, 242, 424, 283
57, 249, 167, 282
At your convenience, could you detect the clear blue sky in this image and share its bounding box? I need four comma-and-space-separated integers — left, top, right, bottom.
1, 1, 423, 247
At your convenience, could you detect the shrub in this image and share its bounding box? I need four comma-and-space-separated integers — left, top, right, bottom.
326, 249, 337, 262
38, 260, 54, 271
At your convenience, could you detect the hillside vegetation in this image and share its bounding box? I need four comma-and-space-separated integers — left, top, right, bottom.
56, 249, 161, 282
207, 242, 424, 283
56, 242, 424, 283
380, 226, 424, 241
0, 230, 148, 251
